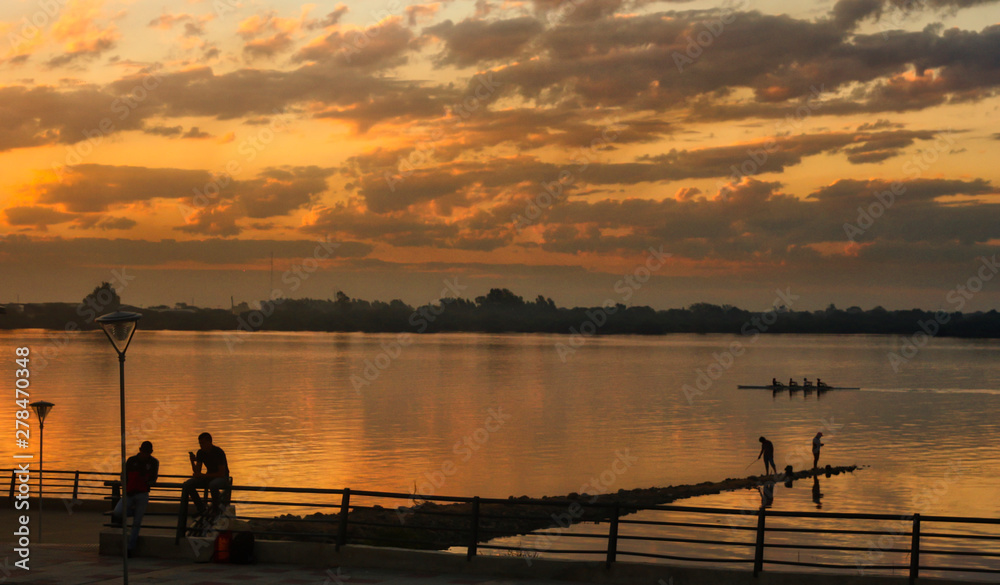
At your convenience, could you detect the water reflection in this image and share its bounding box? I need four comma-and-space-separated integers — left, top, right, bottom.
3, 329, 999, 520
812, 476, 823, 509
759, 480, 775, 508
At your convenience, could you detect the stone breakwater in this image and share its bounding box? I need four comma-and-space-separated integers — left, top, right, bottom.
250, 465, 860, 549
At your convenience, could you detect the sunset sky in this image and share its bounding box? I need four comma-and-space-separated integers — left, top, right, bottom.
1, 0, 999, 311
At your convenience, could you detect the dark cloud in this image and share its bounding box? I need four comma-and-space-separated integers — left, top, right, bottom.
46, 37, 117, 68
831, 0, 1000, 31
475, 9, 1000, 118
4, 206, 76, 230
237, 166, 334, 219
31, 164, 333, 236
298, 174, 1000, 261
148, 13, 206, 37
319, 5, 350, 28
0, 234, 373, 268
305, 203, 462, 248
425, 17, 545, 67
244, 32, 296, 58
352, 128, 945, 212
528, 177, 1000, 256
144, 125, 184, 137
0, 85, 146, 151
38, 165, 214, 213
182, 127, 211, 139
406, 4, 441, 26
176, 166, 335, 235
294, 17, 414, 68
71, 215, 138, 231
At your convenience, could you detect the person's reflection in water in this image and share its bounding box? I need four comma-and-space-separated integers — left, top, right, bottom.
759, 480, 775, 508
812, 476, 823, 509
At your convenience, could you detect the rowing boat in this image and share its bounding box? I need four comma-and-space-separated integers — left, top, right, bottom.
737, 385, 860, 390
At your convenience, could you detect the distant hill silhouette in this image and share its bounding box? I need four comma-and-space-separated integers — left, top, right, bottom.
2, 288, 998, 338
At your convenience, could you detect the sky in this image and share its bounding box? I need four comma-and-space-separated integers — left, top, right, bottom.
1, 0, 999, 312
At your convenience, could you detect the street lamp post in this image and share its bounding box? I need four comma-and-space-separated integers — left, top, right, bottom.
96, 311, 141, 585
29, 401, 54, 542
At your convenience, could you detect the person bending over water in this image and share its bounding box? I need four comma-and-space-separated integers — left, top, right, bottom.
757, 436, 776, 475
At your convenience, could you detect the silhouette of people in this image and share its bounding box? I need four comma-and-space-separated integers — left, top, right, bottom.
817, 378, 827, 389
771, 377, 779, 387
182, 432, 230, 515
787, 378, 798, 387
112, 441, 158, 556
803, 377, 812, 387
757, 436, 776, 475
812, 432, 824, 468
812, 476, 823, 509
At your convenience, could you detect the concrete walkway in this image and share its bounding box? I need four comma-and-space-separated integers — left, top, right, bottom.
2, 506, 602, 585
1, 505, 978, 585
2, 543, 599, 585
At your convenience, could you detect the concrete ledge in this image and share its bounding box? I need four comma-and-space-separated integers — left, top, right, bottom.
99, 531, 969, 585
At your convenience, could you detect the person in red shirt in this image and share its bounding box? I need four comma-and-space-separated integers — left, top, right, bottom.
112, 441, 159, 555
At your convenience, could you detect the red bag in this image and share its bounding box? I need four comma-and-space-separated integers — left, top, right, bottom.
213, 530, 232, 563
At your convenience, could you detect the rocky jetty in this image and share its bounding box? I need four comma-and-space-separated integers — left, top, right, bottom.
248, 464, 859, 549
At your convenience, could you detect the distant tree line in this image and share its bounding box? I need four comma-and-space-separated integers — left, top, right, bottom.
2, 285, 999, 338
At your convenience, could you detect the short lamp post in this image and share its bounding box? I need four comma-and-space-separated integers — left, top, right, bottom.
29, 401, 54, 542
96, 311, 141, 585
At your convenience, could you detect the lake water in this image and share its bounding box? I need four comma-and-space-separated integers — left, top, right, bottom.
4, 329, 1000, 574
6, 328, 999, 514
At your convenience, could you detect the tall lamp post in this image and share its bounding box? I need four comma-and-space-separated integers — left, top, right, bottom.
96, 311, 141, 585
29, 401, 54, 542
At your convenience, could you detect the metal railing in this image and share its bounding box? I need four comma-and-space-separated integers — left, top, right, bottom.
6, 468, 999, 580
7, 467, 118, 502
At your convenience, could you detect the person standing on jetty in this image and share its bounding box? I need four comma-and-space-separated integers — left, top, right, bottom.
182, 432, 230, 514
757, 436, 776, 475
112, 440, 158, 556
812, 432, 824, 468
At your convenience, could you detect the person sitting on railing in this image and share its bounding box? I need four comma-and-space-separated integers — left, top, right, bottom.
112, 440, 158, 556
182, 432, 230, 515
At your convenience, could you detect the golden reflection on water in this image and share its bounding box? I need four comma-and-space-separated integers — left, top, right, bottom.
3, 330, 999, 521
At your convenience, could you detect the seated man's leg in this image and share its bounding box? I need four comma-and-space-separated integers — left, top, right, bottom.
111, 496, 125, 525
182, 477, 207, 514
208, 477, 230, 507
128, 492, 149, 551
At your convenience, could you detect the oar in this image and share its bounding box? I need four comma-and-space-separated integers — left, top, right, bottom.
744, 459, 758, 471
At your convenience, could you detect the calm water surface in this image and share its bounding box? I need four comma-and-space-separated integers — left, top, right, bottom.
4, 329, 999, 521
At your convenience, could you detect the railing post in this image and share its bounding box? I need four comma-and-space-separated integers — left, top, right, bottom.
753, 507, 767, 577
111, 481, 121, 510
72, 470, 80, 501
175, 483, 188, 544
909, 513, 921, 584
8, 470, 14, 502
606, 503, 620, 569
336, 488, 351, 551
467, 496, 480, 560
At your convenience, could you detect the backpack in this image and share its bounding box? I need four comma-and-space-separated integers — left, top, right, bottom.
230, 531, 255, 564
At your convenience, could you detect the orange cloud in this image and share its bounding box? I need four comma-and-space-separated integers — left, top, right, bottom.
238, 7, 315, 59
48, 0, 121, 66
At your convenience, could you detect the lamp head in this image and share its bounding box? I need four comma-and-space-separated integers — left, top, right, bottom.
30, 401, 54, 423
96, 311, 142, 355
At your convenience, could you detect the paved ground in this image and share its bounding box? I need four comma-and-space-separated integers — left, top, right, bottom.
2, 544, 594, 585
0, 506, 597, 585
